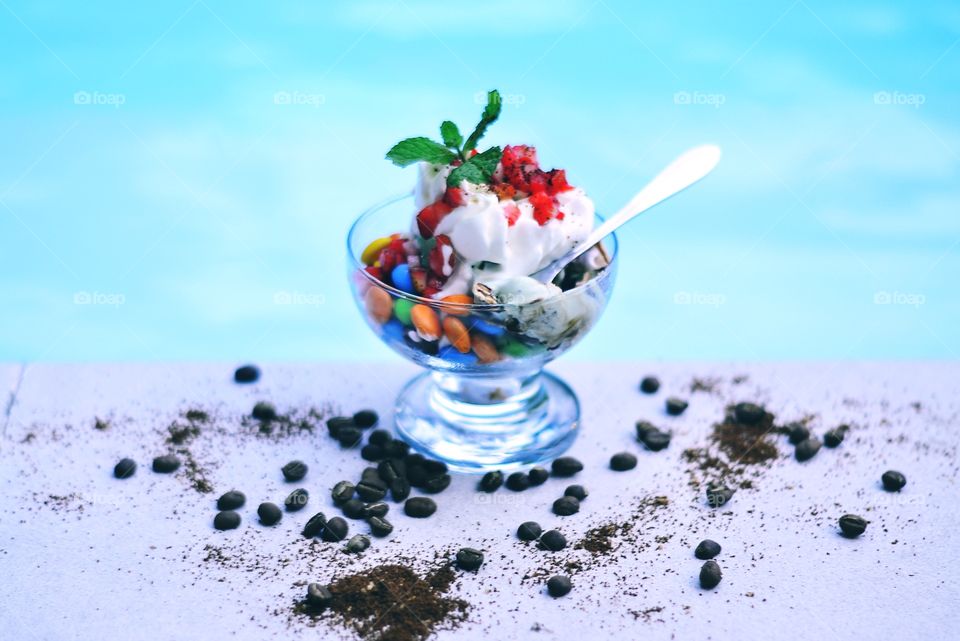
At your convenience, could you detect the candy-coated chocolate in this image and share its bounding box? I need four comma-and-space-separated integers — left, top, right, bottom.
411, 304, 441, 341
391, 264, 414, 293
393, 298, 414, 325
364, 286, 393, 324
361, 237, 393, 266
442, 316, 471, 353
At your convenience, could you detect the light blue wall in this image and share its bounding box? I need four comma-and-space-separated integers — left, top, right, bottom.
1, 1, 957, 361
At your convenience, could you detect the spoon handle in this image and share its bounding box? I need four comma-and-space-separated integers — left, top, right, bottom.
535, 144, 722, 282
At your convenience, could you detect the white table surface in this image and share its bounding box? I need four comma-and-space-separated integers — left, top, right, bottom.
1, 362, 957, 640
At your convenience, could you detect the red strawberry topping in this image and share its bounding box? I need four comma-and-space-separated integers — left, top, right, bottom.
416, 200, 453, 238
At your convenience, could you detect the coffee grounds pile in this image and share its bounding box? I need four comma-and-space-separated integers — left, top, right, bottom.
294, 563, 469, 641
683, 404, 781, 490
165, 410, 214, 493
240, 405, 334, 441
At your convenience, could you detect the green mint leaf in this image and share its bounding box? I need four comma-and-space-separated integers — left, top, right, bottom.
462, 90, 502, 153
440, 121, 463, 149
446, 146, 502, 186
386, 137, 458, 167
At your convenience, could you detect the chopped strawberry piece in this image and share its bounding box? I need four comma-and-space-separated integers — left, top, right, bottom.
364, 265, 383, 281
428, 234, 457, 278
556, 211, 565, 220
493, 183, 516, 201
503, 202, 520, 227
416, 200, 453, 238
443, 187, 465, 207
422, 286, 440, 298
409, 266, 428, 294
545, 169, 572, 194
529, 191, 557, 225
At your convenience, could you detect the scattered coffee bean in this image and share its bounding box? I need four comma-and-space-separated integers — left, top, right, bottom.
326, 416, 354, 438
881, 470, 906, 492
639, 376, 660, 394
389, 477, 411, 502
694, 539, 721, 560
539, 529, 567, 551
383, 440, 410, 458
361, 467, 385, 484
233, 364, 260, 384
553, 496, 580, 516
285, 488, 309, 512
341, 499, 366, 519
404, 497, 437, 518
378, 459, 405, 483
306, 583, 333, 608
706, 485, 735, 508
795, 437, 821, 462
421, 474, 451, 494
547, 575, 572, 597
355, 481, 387, 502
345, 534, 371, 554
456, 547, 484, 571
337, 427, 363, 448
331, 481, 355, 505
642, 430, 671, 452
302, 512, 328, 538
506, 472, 531, 492
367, 516, 394, 537
363, 501, 390, 518
353, 409, 379, 429
282, 460, 308, 482
407, 464, 428, 487
113, 458, 136, 479
564, 485, 588, 501
823, 428, 845, 448
252, 401, 277, 422
699, 560, 722, 589
152, 454, 181, 473
479, 471, 504, 493
527, 467, 549, 486
517, 521, 543, 541
422, 459, 448, 476
217, 490, 246, 511
610, 452, 637, 471
321, 516, 349, 542
839, 514, 867, 538
787, 423, 810, 445
258, 502, 282, 526
734, 402, 765, 425
213, 510, 241, 531
551, 456, 583, 477
665, 397, 689, 416
361, 444, 384, 461
368, 429, 393, 447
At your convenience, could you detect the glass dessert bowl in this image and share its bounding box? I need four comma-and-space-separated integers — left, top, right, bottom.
347, 193, 618, 471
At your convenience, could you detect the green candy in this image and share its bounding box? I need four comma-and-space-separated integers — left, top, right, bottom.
502, 340, 545, 358
394, 298, 414, 325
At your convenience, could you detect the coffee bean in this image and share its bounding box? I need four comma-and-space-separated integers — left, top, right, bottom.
517, 521, 543, 541
282, 460, 308, 482
610, 452, 637, 471
361, 444, 384, 461
258, 502, 282, 526
694, 539, 721, 560
213, 510, 241, 531
527, 467, 549, 486
389, 477, 411, 502
422, 459, 448, 476
422, 474, 451, 494
404, 497, 437, 518
795, 437, 821, 462
551, 456, 583, 477
553, 496, 580, 516
787, 423, 810, 445
665, 397, 689, 416
384, 440, 410, 458
326, 416, 354, 438
456, 547, 484, 571
506, 472, 530, 492
361, 467, 385, 485
699, 560, 722, 589
285, 488, 309, 511
252, 401, 277, 422
345, 534, 370, 554
233, 364, 260, 384
353, 409, 379, 429
539, 529, 567, 551
378, 459, 405, 483
406, 464, 428, 487
405, 453, 425, 467
341, 499, 366, 519
337, 427, 363, 448
642, 430, 671, 452
152, 454, 180, 473
306, 583, 333, 608
547, 575, 572, 597
217, 490, 246, 511
479, 471, 503, 493
564, 485, 588, 501
331, 481, 355, 505
302, 512, 328, 538
367, 516, 394, 537
114, 458, 136, 479
369, 429, 393, 447
839, 514, 867, 538
734, 402, 765, 425
823, 429, 845, 448
321, 516, 348, 542
706, 485, 735, 508
363, 501, 390, 518
881, 470, 906, 492
639, 376, 660, 394
356, 481, 387, 502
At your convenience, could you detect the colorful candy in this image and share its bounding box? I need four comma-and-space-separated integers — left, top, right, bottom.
411, 304, 441, 341
361, 237, 393, 266
391, 264, 414, 293
393, 298, 413, 325
364, 286, 393, 324
471, 333, 501, 363
442, 316, 471, 354
440, 294, 473, 316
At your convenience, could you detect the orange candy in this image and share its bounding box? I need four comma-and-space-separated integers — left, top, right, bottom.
442, 316, 471, 353
440, 294, 473, 316
471, 333, 500, 363
364, 286, 393, 324
411, 304, 441, 341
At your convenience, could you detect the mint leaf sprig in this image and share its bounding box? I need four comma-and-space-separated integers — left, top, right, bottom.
386, 90, 504, 187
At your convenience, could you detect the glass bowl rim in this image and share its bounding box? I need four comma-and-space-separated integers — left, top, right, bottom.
347, 190, 619, 311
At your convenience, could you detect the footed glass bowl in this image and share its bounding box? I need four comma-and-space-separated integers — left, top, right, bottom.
347, 193, 618, 471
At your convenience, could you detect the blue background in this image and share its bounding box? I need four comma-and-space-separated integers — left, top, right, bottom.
1, 1, 958, 361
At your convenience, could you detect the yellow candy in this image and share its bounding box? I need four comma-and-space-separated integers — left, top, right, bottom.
361, 237, 393, 266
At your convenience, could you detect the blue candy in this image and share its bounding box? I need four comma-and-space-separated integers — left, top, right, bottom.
391, 264, 414, 293
470, 318, 506, 336
382, 319, 406, 342
439, 345, 478, 366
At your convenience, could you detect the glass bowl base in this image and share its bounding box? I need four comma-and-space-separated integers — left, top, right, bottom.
394, 370, 580, 473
